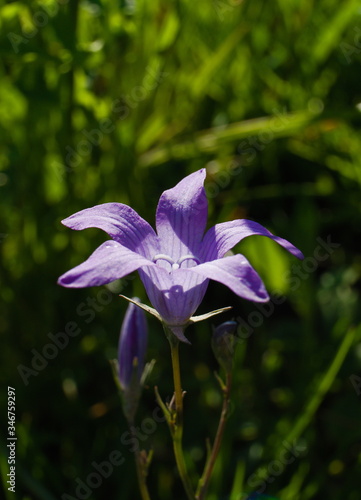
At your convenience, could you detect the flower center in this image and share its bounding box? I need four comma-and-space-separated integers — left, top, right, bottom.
153, 254, 200, 270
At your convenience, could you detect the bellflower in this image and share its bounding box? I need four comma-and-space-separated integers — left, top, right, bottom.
212, 321, 238, 373
118, 298, 148, 392
58, 169, 303, 341
118, 298, 148, 421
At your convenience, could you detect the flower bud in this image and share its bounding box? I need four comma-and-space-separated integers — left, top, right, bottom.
211, 321, 237, 373
118, 298, 148, 421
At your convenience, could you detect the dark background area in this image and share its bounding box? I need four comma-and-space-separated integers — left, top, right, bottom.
0, 1, 361, 499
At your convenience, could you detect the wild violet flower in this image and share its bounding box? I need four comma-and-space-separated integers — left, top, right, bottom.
118, 298, 148, 421
58, 169, 303, 341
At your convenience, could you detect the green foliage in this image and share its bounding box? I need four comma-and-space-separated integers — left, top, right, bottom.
1, 0, 361, 499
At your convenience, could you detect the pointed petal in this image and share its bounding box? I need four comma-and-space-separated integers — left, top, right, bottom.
189, 254, 269, 302
155, 169, 207, 259
119, 295, 191, 346
58, 240, 155, 288
189, 306, 233, 323
166, 326, 191, 344
138, 267, 209, 326
62, 203, 159, 258
201, 219, 304, 261
119, 295, 162, 322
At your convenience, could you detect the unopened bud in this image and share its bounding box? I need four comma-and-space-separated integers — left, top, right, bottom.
211, 321, 237, 373
118, 298, 148, 421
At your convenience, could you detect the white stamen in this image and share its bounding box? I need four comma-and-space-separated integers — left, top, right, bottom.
153, 254, 175, 265
177, 255, 200, 267
152, 253, 200, 271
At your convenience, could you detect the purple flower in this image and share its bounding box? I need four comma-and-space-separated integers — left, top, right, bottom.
58, 169, 303, 340
118, 298, 148, 391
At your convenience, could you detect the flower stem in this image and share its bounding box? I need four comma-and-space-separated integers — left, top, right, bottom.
129, 423, 152, 500
196, 372, 232, 500
168, 334, 195, 500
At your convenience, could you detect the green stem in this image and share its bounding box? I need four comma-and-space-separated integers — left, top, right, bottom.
168, 335, 195, 500
196, 372, 232, 500
250, 325, 356, 485
130, 424, 152, 500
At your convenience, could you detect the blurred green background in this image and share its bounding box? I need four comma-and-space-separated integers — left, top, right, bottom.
1, 0, 361, 499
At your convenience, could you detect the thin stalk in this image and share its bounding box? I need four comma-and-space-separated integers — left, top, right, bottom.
129, 423, 152, 500
250, 325, 356, 485
169, 337, 195, 500
196, 372, 232, 500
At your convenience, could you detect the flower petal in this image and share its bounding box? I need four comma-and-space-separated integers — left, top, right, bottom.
155, 169, 207, 259
58, 240, 155, 288
61, 203, 159, 259
201, 219, 304, 261
189, 254, 269, 302
138, 267, 209, 326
